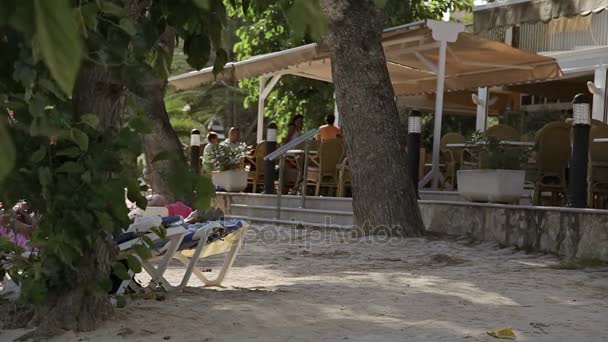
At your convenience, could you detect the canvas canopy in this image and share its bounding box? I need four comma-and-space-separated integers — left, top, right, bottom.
169, 21, 562, 96
474, 0, 608, 33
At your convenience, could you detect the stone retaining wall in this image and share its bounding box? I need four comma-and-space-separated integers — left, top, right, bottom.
419, 201, 608, 261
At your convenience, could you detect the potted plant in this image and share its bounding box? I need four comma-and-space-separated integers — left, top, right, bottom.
457, 133, 531, 204
206, 142, 249, 192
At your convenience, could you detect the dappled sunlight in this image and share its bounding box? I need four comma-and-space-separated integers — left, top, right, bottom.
405, 275, 520, 306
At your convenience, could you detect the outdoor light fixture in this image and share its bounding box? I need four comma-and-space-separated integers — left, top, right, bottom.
572, 94, 591, 125
190, 128, 201, 146
408, 110, 422, 133
587, 81, 603, 96
266, 123, 278, 142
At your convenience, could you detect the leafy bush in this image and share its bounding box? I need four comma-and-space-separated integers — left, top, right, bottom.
206, 143, 249, 171
465, 132, 531, 170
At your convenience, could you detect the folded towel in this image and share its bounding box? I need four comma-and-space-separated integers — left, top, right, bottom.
127, 216, 162, 233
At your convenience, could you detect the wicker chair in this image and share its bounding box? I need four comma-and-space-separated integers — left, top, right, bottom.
587, 125, 608, 208
247, 141, 266, 193
305, 139, 344, 196
485, 124, 519, 141
533, 122, 571, 206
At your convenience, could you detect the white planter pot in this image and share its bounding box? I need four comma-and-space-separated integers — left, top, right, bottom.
212, 170, 249, 192
457, 169, 525, 204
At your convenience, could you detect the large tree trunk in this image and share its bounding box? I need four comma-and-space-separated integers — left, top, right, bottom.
320, 0, 424, 236
139, 28, 190, 203
13, 64, 124, 341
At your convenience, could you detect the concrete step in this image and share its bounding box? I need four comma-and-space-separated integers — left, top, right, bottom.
219, 192, 353, 211
230, 203, 354, 226
225, 214, 353, 229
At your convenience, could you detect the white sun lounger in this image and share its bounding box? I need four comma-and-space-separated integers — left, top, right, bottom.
116, 225, 186, 294
150, 220, 250, 290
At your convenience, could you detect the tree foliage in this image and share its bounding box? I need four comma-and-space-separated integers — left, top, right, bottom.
225, 0, 473, 141
0, 0, 242, 334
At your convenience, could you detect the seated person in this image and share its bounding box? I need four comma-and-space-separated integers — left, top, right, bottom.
202, 132, 219, 173
318, 114, 341, 141
221, 127, 241, 149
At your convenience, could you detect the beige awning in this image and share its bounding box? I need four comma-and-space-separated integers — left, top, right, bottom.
169, 22, 562, 96
474, 0, 608, 32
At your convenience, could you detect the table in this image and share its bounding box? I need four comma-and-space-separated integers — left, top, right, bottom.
593, 138, 608, 143
446, 141, 534, 148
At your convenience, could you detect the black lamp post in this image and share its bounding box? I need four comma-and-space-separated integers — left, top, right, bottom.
568, 94, 591, 208
407, 110, 422, 197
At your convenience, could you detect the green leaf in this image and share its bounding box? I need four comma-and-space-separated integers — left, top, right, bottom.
0, 120, 16, 183
127, 180, 146, 210
30, 145, 46, 163
195, 175, 215, 211
81, 170, 92, 183
38, 166, 52, 187
287, 0, 326, 41
132, 244, 152, 260
141, 235, 154, 247
112, 262, 131, 281
56, 161, 85, 173
80, 114, 99, 129
34, 0, 83, 95
119, 18, 137, 36
126, 255, 142, 273
71, 128, 89, 151
99, 1, 127, 17
193, 0, 210, 10
184, 34, 211, 70
95, 211, 114, 232
56, 147, 82, 158
213, 49, 229, 75
116, 295, 127, 308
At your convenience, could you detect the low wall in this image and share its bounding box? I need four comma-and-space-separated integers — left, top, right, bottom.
215, 193, 608, 261
419, 201, 608, 261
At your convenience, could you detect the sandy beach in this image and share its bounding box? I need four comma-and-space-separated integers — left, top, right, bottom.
2, 224, 608, 341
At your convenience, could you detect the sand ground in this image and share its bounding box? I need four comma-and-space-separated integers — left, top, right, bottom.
2, 224, 608, 341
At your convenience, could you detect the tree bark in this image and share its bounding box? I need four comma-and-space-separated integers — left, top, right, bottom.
15, 64, 125, 341
139, 28, 191, 203
319, 0, 424, 236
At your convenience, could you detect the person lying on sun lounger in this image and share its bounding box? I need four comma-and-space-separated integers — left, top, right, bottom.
128, 194, 193, 219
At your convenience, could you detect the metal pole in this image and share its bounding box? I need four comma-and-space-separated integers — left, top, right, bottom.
568, 94, 591, 208
407, 110, 422, 198
301, 141, 310, 208
264, 123, 278, 194
276, 157, 285, 219
256, 76, 267, 143
431, 40, 448, 189
190, 129, 201, 175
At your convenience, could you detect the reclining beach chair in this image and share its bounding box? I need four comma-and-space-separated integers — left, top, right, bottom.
152, 219, 249, 290
115, 225, 187, 294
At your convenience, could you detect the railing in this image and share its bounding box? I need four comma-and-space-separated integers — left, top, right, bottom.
265, 128, 320, 219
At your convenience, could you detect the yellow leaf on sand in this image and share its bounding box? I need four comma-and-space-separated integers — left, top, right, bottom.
487, 327, 516, 339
